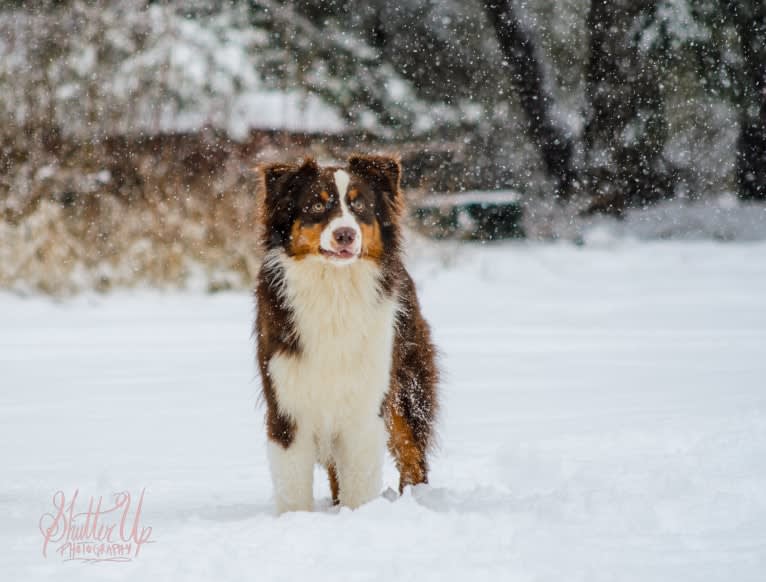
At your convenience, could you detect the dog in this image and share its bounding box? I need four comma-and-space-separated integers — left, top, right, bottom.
254, 154, 438, 513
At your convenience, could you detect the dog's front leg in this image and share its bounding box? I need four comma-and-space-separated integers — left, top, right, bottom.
335, 417, 386, 509
267, 428, 315, 514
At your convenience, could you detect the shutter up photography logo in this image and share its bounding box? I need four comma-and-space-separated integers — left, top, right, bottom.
39, 489, 154, 563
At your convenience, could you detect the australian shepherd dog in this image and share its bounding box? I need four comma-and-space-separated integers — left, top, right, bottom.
254, 154, 439, 513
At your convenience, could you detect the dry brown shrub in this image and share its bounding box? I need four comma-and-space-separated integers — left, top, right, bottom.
0, 130, 295, 295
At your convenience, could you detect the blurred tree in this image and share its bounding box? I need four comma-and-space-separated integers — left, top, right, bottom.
583, 0, 674, 214
244, 0, 504, 137
723, 0, 766, 200
481, 0, 579, 199
2, 0, 756, 209
688, 0, 766, 201
278, 0, 500, 106
246, 0, 417, 132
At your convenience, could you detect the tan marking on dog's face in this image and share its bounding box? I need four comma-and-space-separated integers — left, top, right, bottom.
348, 188, 359, 201
320, 190, 330, 202
360, 221, 384, 260
289, 219, 324, 259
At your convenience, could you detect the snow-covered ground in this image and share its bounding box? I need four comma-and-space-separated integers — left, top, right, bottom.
2, 241, 765, 581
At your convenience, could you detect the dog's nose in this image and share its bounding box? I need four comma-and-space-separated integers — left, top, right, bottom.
333, 227, 356, 246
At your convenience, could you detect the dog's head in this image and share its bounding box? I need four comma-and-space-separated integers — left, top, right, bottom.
258, 155, 402, 266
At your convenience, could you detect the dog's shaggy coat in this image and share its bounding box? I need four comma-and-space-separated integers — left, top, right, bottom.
254, 155, 438, 513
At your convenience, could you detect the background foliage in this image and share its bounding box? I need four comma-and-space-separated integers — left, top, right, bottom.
0, 0, 764, 292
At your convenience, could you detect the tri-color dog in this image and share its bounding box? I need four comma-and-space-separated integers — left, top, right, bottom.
254, 154, 438, 513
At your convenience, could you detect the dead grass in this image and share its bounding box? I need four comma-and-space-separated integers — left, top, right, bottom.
0, 130, 286, 295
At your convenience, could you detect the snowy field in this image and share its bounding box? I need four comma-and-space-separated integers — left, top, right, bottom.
1, 241, 765, 581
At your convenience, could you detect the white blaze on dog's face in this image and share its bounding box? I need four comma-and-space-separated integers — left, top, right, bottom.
318, 170, 362, 265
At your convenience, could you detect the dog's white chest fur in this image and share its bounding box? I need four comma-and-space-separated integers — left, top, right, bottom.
266, 253, 398, 463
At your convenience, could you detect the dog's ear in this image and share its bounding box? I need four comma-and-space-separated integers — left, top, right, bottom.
261, 163, 297, 198
348, 154, 401, 200
259, 158, 319, 205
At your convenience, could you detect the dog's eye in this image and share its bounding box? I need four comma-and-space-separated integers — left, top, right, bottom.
310, 202, 325, 213
350, 198, 366, 212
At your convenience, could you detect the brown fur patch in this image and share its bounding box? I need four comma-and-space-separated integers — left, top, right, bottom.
255, 264, 301, 449
385, 267, 439, 489
320, 190, 330, 202
267, 408, 295, 448
387, 407, 427, 493
327, 464, 340, 506
289, 220, 323, 258
360, 221, 384, 260
348, 188, 359, 201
